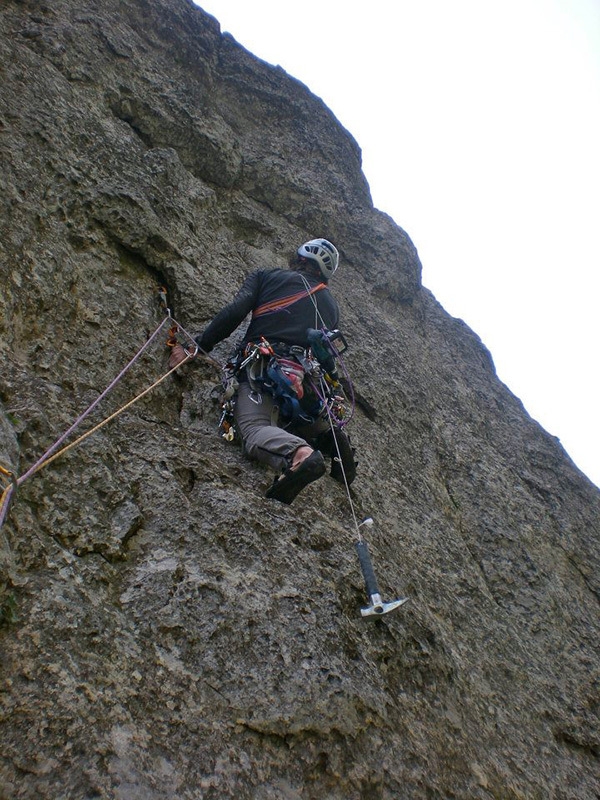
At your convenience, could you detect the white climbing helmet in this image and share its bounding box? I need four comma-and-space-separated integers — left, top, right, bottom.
297, 238, 339, 280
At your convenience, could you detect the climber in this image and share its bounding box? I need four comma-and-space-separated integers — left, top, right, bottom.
172, 238, 352, 504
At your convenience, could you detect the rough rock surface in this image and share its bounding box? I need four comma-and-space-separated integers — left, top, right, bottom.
0, 1, 598, 798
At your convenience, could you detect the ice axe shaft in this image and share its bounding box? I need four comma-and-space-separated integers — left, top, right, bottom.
355, 540, 408, 617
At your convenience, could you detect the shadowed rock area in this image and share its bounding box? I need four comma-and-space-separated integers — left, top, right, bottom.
1, 1, 598, 798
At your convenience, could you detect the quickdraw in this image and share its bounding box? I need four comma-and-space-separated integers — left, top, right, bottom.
166, 324, 180, 349
216, 366, 239, 442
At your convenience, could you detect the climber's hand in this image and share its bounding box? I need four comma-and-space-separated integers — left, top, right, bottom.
168, 343, 192, 370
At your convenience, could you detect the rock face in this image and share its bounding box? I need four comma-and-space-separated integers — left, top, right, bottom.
1, 1, 598, 798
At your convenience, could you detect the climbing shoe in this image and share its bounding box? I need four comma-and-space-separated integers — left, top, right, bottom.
265, 450, 326, 505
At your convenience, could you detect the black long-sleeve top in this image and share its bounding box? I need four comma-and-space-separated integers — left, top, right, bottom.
196, 268, 340, 353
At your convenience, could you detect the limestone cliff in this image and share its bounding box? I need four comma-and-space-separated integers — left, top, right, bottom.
1, 1, 598, 798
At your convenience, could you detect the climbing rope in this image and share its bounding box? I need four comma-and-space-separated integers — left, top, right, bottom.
0, 467, 18, 530
319, 383, 362, 540
0, 291, 199, 530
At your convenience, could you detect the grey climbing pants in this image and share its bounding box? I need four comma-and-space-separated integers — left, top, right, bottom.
234, 383, 328, 473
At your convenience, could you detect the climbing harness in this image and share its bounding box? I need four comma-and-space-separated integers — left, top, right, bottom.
0, 288, 199, 531
234, 331, 353, 431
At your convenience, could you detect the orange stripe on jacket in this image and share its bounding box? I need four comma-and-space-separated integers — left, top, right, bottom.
252, 282, 327, 318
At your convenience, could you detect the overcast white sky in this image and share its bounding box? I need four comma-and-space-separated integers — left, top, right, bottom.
196, 0, 600, 488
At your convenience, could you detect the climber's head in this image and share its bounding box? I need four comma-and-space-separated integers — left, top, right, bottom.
294, 238, 339, 281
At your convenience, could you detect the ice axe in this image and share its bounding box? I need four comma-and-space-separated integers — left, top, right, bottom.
320, 402, 408, 617
355, 519, 408, 617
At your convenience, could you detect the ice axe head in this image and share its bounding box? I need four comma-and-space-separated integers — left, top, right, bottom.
360, 592, 409, 617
